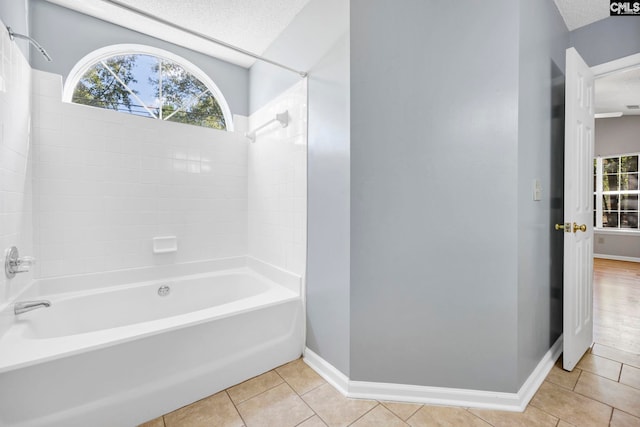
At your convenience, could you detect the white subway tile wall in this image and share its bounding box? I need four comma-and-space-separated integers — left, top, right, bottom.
248, 80, 307, 276
0, 22, 34, 307
32, 70, 250, 278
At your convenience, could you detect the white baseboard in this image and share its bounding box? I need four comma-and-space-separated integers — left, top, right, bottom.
303, 335, 563, 412
303, 348, 349, 394
515, 335, 563, 410
594, 254, 640, 263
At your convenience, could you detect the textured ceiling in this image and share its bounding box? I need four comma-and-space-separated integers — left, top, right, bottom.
596, 67, 640, 116
44, 0, 312, 67
114, 0, 311, 56
553, 0, 609, 30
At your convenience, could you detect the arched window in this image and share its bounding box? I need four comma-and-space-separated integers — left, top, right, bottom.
63, 44, 233, 131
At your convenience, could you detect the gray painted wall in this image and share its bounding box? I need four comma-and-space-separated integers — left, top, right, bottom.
0, 0, 29, 58
595, 233, 640, 259
570, 17, 640, 67
595, 116, 640, 157
516, 0, 568, 387
350, 0, 520, 392
305, 35, 351, 376
248, 0, 351, 375
594, 116, 640, 259
28, 0, 249, 116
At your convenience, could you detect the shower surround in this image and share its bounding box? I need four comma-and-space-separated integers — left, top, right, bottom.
31, 71, 307, 279
0, 23, 308, 427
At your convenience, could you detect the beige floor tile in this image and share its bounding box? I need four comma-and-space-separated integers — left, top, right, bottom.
592, 344, 640, 369
556, 422, 574, 427
350, 404, 407, 427
138, 417, 164, 427
575, 371, 640, 418
297, 415, 328, 427
576, 353, 622, 381
546, 363, 582, 390
164, 391, 243, 427
529, 381, 612, 427
276, 358, 326, 395
236, 382, 313, 427
469, 405, 558, 427
301, 383, 377, 427
406, 406, 491, 427
381, 401, 423, 421
611, 409, 640, 427
226, 370, 284, 404
621, 365, 640, 390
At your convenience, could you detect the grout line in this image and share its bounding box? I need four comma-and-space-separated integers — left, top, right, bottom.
529, 401, 564, 423
618, 364, 623, 383
590, 351, 630, 366
345, 403, 381, 427
294, 413, 317, 426
464, 407, 497, 427
615, 408, 640, 422
311, 407, 331, 427
571, 384, 618, 413
226, 390, 249, 427
380, 401, 422, 421
609, 404, 614, 425
299, 380, 327, 397
228, 371, 286, 406
572, 369, 583, 391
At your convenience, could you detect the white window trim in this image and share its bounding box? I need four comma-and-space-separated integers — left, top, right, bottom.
62, 44, 234, 131
594, 152, 640, 233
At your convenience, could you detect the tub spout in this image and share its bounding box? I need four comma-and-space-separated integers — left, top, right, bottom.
14, 300, 51, 315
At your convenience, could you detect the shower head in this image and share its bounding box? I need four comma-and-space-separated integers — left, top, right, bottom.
6, 26, 52, 62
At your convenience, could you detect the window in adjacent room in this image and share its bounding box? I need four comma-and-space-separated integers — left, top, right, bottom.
594, 154, 639, 229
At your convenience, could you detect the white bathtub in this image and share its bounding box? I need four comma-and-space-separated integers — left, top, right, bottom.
0, 257, 304, 427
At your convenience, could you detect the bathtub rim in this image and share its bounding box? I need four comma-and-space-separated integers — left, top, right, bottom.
0, 257, 302, 374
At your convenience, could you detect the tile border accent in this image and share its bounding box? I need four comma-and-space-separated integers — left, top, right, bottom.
303, 335, 563, 412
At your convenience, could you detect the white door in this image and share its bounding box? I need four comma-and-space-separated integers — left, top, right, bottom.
562, 47, 594, 371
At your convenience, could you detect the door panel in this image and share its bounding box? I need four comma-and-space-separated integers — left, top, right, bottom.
563, 47, 594, 371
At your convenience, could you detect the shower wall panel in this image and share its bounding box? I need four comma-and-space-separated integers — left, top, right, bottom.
31, 70, 249, 278
0, 20, 34, 305
247, 80, 307, 277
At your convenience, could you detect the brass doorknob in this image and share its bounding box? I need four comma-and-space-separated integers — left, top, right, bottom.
555, 224, 565, 230
573, 222, 587, 233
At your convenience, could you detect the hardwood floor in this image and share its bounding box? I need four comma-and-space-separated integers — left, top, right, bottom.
593, 258, 640, 355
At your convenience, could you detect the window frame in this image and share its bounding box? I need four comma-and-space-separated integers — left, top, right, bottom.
593, 152, 640, 232
62, 44, 234, 131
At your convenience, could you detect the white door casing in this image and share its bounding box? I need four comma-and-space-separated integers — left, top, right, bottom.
563, 47, 594, 371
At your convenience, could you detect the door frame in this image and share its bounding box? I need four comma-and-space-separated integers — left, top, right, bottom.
591, 52, 640, 78
563, 50, 640, 365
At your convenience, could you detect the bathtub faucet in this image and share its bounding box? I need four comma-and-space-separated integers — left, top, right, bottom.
14, 300, 51, 315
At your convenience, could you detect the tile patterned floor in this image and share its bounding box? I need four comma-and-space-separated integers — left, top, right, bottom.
140, 260, 640, 426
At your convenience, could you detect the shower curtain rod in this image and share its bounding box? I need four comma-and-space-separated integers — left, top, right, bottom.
102, 0, 308, 78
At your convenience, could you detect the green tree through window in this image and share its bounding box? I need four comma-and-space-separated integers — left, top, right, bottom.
72, 55, 138, 112
594, 154, 639, 229
71, 53, 227, 130
150, 60, 226, 129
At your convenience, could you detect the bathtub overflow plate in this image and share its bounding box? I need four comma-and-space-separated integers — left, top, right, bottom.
158, 285, 171, 297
